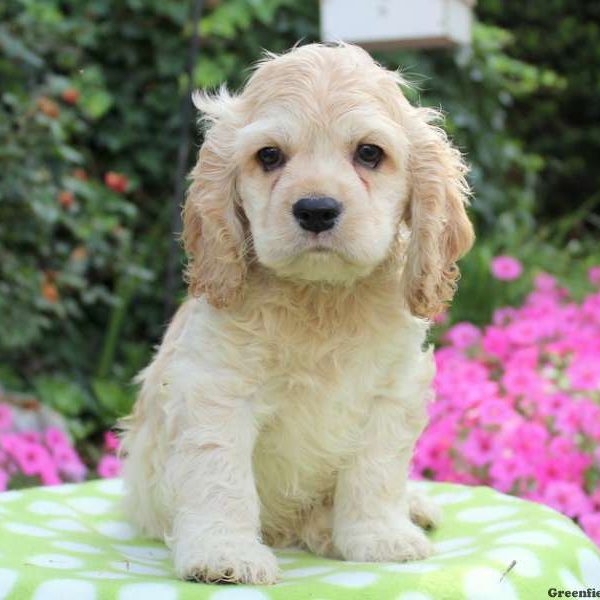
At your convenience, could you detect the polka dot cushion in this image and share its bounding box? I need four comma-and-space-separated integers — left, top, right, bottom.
0, 480, 598, 599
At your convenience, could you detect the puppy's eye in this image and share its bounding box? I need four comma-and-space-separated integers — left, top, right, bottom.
355, 144, 384, 169
257, 146, 284, 171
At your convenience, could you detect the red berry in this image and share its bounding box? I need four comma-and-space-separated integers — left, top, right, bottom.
62, 88, 80, 104
58, 190, 75, 208
104, 171, 128, 193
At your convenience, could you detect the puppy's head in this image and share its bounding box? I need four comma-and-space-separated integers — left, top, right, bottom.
183, 43, 474, 317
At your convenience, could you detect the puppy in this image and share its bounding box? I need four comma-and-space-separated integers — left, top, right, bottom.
120, 42, 474, 585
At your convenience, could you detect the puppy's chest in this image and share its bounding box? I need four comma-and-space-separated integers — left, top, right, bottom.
252, 322, 403, 463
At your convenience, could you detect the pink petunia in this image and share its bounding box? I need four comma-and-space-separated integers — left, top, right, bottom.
566, 356, 600, 391
539, 481, 593, 519
534, 272, 558, 292
97, 455, 122, 478
0, 404, 12, 431
581, 513, 600, 546
13, 441, 53, 477
45, 427, 71, 448
588, 266, 600, 287
445, 322, 481, 350
491, 255, 523, 281
103, 431, 120, 453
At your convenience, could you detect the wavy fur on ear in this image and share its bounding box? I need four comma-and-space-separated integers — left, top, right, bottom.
182, 89, 247, 309
402, 107, 475, 319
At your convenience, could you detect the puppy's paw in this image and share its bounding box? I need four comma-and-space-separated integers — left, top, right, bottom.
407, 489, 442, 530
335, 518, 434, 563
175, 537, 279, 584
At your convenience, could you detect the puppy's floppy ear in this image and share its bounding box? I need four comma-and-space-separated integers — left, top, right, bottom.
182, 88, 247, 309
402, 108, 474, 319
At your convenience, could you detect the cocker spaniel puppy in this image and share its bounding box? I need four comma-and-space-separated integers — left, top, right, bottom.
121, 42, 474, 585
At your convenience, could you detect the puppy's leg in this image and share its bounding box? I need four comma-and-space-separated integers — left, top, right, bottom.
167, 390, 278, 584
333, 390, 435, 563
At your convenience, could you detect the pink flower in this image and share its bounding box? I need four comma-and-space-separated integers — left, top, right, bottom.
588, 266, 600, 287
13, 441, 52, 477
45, 427, 70, 448
566, 356, 600, 391
581, 513, 600, 546
103, 431, 120, 453
491, 255, 523, 281
539, 481, 593, 519
52, 446, 86, 481
0, 404, 12, 431
534, 272, 557, 292
461, 429, 497, 467
445, 322, 481, 350
0, 468, 7, 491
97, 455, 122, 478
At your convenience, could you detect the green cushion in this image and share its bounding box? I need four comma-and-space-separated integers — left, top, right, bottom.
0, 479, 598, 599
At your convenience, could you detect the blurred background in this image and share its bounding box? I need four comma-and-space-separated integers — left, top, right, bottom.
1, 0, 599, 539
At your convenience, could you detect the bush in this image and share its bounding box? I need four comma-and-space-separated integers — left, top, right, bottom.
1, 0, 598, 446
415, 267, 600, 545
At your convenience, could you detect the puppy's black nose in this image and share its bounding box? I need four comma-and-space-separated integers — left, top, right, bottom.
292, 197, 342, 233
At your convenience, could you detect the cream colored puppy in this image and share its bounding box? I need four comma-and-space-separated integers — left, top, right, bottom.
121, 42, 474, 585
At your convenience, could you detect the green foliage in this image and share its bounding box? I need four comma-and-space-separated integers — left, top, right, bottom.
375, 24, 566, 233
0, 0, 597, 442
478, 0, 600, 223
0, 0, 318, 438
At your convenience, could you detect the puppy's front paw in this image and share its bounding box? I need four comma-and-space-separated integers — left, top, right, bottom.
335, 518, 434, 563
175, 537, 280, 584
408, 489, 442, 530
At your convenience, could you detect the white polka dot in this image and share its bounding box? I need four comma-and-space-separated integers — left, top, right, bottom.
282, 566, 333, 578
45, 518, 89, 533
485, 546, 541, 577
28, 500, 77, 516
483, 520, 526, 533
397, 593, 435, 600
457, 506, 518, 523
0, 569, 18, 599
110, 561, 170, 576
43, 484, 77, 495
68, 496, 113, 515
435, 537, 476, 552
53, 541, 103, 555
321, 571, 379, 588
432, 491, 474, 505
95, 521, 137, 540
118, 583, 178, 600
545, 519, 588, 538
95, 479, 124, 495
437, 548, 478, 560
463, 566, 518, 600
559, 567, 583, 588
0, 491, 23, 503
210, 590, 269, 600
492, 493, 527, 504
4, 523, 55, 537
112, 544, 170, 562
80, 571, 130, 580
384, 562, 440, 573
27, 554, 84, 570
32, 579, 96, 600
496, 531, 558, 546
579, 548, 600, 587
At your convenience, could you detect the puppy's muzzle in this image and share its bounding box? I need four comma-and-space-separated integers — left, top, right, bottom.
292, 197, 342, 233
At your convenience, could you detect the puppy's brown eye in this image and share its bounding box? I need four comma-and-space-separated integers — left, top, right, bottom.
257, 146, 284, 171
355, 144, 384, 169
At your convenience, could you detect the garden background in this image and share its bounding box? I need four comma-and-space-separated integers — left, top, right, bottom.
1, 1, 599, 543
